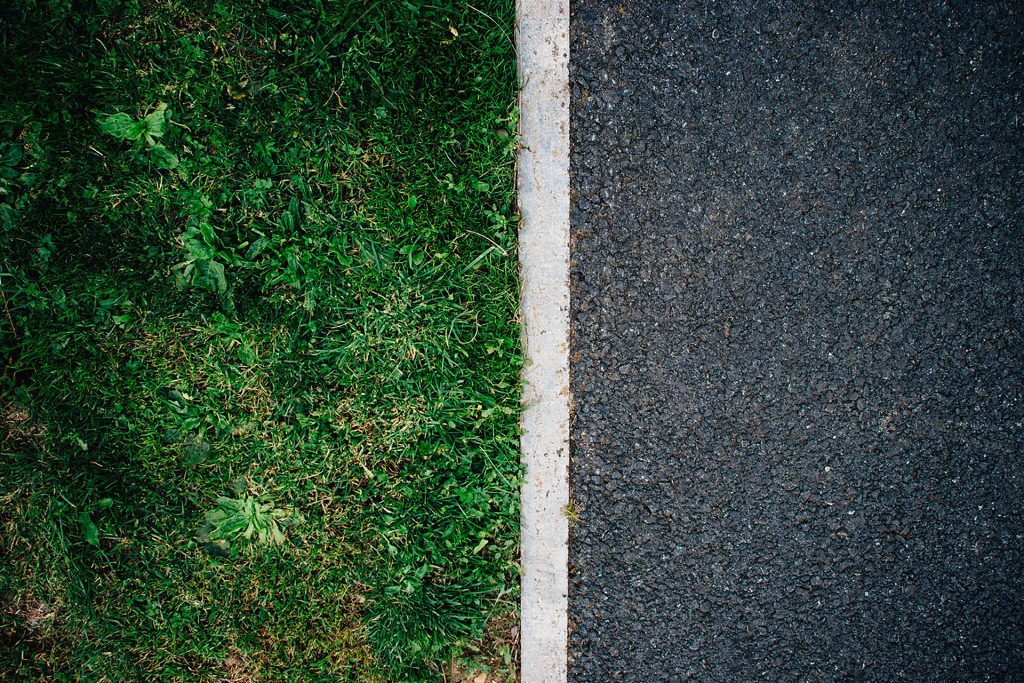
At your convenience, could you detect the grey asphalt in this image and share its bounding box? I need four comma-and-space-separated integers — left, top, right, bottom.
567, 1, 1024, 680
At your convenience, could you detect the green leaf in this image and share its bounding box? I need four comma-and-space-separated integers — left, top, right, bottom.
206, 509, 228, 524
79, 511, 100, 547
143, 103, 169, 138
0, 143, 23, 167
197, 221, 217, 247
278, 211, 295, 231
245, 237, 269, 261
223, 516, 248, 534
185, 440, 210, 464
149, 143, 179, 169
191, 259, 227, 294
183, 232, 215, 261
98, 112, 145, 141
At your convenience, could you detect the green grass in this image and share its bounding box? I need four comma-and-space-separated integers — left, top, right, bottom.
0, 1, 521, 680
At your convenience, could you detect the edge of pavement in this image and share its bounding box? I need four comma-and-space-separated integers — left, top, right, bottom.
516, 1, 571, 682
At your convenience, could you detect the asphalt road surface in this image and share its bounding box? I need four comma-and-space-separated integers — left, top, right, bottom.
568, 2, 1024, 680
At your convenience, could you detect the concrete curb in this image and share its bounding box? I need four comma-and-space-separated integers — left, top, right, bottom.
516, 2, 570, 682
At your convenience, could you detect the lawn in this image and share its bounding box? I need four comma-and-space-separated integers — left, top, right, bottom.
0, 1, 521, 680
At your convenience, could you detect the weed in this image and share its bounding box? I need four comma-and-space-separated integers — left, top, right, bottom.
198, 485, 303, 553
97, 102, 180, 169
563, 500, 582, 525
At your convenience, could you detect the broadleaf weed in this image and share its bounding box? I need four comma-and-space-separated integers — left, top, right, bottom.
198, 490, 303, 553
97, 103, 179, 169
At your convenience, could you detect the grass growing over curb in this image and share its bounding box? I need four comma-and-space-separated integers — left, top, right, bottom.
0, 1, 521, 680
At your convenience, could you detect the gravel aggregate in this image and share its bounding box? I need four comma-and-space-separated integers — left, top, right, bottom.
568, 2, 1024, 680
